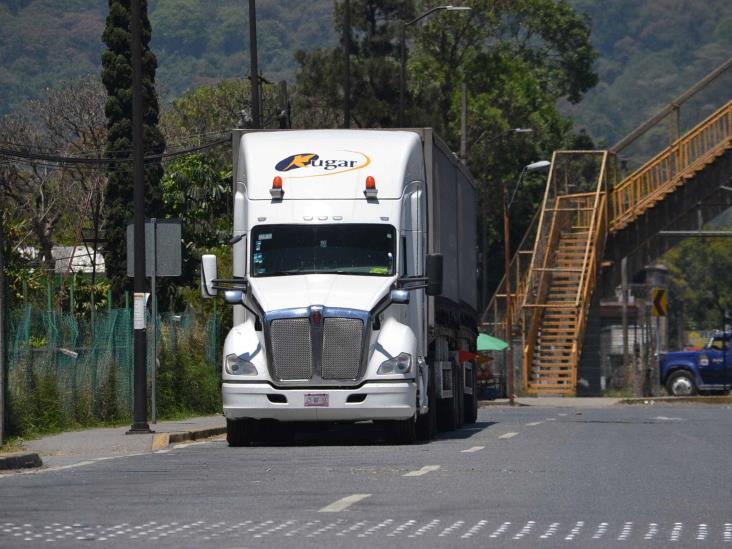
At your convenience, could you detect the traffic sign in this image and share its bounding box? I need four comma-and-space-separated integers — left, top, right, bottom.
652, 287, 667, 317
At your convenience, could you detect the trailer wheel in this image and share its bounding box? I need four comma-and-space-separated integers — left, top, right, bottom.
464, 365, 478, 424
416, 364, 437, 441
227, 418, 259, 447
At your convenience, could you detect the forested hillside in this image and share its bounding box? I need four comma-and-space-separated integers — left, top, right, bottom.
1, 0, 731, 145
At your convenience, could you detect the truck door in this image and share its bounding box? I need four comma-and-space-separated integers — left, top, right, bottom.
401, 182, 426, 357
700, 336, 728, 386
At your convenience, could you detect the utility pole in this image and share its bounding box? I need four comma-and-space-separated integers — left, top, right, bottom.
503, 183, 514, 405
248, 0, 261, 129
343, 0, 351, 128
460, 81, 467, 160
0, 212, 6, 445
127, 0, 151, 434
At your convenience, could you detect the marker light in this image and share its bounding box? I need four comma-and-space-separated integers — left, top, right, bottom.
364, 175, 378, 198
270, 175, 284, 198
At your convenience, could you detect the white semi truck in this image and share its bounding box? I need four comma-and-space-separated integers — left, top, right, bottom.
201, 128, 479, 445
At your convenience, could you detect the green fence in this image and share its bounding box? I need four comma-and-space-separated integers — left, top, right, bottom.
5, 305, 222, 435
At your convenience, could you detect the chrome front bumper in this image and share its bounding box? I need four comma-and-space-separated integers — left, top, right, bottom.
222, 381, 416, 421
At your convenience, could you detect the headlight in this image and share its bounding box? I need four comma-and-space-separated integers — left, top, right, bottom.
699, 354, 709, 367
224, 353, 258, 376
377, 352, 412, 375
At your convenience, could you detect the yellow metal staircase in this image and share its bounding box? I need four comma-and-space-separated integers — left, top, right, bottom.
481, 97, 732, 396
521, 153, 611, 394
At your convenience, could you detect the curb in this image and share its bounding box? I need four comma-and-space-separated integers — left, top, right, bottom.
620, 395, 732, 405
0, 452, 43, 471
151, 425, 227, 451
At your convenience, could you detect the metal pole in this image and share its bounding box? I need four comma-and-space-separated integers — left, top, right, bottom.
151, 218, 157, 424
460, 80, 467, 160
128, 0, 151, 434
343, 0, 351, 129
398, 22, 406, 127
503, 183, 514, 405
621, 257, 629, 389
248, 0, 261, 129
0, 212, 6, 445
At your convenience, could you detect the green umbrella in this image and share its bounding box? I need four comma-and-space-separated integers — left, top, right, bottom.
477, 332, 509, 352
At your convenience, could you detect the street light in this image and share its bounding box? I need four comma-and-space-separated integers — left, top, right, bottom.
503, 159, 550, 405
399, 5, 471, 127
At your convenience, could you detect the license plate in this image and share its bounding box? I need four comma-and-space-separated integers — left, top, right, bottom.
304, 393, 329, 407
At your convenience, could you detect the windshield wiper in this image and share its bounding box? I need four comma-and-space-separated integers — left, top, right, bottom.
256, 270, 308, 277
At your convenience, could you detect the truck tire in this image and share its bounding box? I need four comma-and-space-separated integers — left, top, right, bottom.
416, 364, 437, 441
227, 418, 259, 447
388, 415, 417, 444
464, 365, 478, 424
666, 370, 697, 396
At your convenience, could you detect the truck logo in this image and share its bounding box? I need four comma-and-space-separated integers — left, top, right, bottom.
274, 150, 371, 178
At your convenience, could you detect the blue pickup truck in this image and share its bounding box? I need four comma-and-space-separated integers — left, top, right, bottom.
661, 331, 732, 396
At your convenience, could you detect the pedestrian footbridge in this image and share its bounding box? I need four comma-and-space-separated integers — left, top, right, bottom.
482, 57, 732, 395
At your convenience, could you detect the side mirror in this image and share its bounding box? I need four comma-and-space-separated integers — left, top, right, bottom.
425, 254, 443, 296
224, 290, 245, 304
390, 289, 410, 304
201, 254, 218, 298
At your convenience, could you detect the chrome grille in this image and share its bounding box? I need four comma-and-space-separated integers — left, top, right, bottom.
321, 318, 364, 380
270, 318, 313, 380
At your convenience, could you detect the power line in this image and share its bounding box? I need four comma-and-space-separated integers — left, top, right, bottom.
0, 136, 230, 167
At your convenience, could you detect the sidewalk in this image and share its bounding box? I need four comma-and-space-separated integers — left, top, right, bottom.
0, 415, 226, 471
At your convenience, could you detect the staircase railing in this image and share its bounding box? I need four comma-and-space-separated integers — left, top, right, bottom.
480, 210, 539, 338
611, 99, 732, 230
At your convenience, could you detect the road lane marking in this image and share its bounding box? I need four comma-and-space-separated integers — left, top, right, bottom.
438, 520, 465, 537
409, 519, 441, 538
540, 522, 561, 539
461, 446, 484, 453
489, 522, 511, 538
618, 521, 633, 541
318, 494, 371, 513
696, 524, 708, 541
565, 521, 584, 541
403, 465, 441, 477
526, 421, 544, 426
388, 520, 416, 537
723, 523, 732, 542
644, 523, 659, 540
461, 520, 488, 539
513, 521, 536, 540
498, 432, 518, 439
670, 522, 683, 542
655, 416, 682, 421
593, 522, 609, 539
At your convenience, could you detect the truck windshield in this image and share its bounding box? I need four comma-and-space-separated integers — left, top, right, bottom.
250, 224, 396, 277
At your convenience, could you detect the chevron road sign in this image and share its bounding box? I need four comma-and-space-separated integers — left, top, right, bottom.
652, 287, 668, 317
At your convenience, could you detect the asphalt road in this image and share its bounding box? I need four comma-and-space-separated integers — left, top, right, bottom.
1, 404, 731, 548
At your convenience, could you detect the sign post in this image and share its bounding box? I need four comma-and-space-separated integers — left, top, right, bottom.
127, 219, 181, 424
651, 288, 667, 396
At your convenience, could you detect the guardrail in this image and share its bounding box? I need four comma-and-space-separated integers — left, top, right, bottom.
611, 100, 732, 230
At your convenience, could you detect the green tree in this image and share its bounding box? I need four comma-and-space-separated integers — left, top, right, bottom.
665, 238, 732, 332
101, 0, 166, 302
295, 0, 415, 128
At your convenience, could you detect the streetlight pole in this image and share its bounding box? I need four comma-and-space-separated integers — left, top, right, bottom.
343, 0, 351, 128
398, 5, 471, 127
503, 160, 550, 405
248, 0, 261, 129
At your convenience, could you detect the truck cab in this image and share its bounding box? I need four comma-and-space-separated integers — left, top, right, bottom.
201, 129, 478, 445
661, 332, 732, 396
